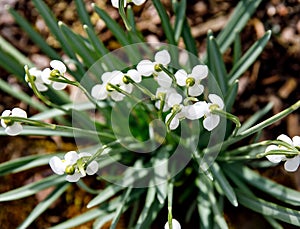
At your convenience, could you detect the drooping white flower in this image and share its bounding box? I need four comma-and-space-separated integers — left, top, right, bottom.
25, 67, 48, 92
1, 108, 27, 136
175, 65, 208, 96
91, 71, 125, 102
111, 0, 146, 8
164, 219, 181, 229
41, 60, 67, 90
137, 50, 172, 88
164, 93, 184, 130
265, 134, 300, 172
49, 151, 99, 182
155, 87, 177, 112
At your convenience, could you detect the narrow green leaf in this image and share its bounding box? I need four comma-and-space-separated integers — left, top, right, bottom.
7, 7, 60, 60
110, 187, 132, 229
216, 0, 263, 53
237, 190, 300, 226
18, 183, 69, 229
228, 164, 300, 206
0, 78, 47, 111
225, 80, 238, 112
210, 163, 238, 207
207, 34, 228, 94
173, 0, 187, 42
182, 19, 198, 58
0, 154, 62, 176
93, 213, 115, 229
233, 33, 242, 65
75, 0, 93, 28
197, 180, 213, 228
0, 175, 65, 202
238, 102, 273, 134
92, 4, 130, 46
83, 25, 108, 57
135, 185, 156, 229
152, 0, 176, 45
0, 48, 25, 78
228, 31, 272, 84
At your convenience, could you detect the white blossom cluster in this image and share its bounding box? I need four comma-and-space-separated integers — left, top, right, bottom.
91, 50, 225, 131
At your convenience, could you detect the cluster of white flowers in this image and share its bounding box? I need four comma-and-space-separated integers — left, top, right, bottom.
265, 134, 300, 172
49, 151, 99, 182
25, 60, 67, 91
91, 50, 224, 131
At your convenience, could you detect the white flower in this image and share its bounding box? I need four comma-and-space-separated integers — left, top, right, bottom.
25, 67, 48, 92
137, 50, 172, 88
265, 134, 300, 172
1, 108, 27, 136
91, 70, 138, 102
111, 0, 146, 8
155, 87, 178, 112
164, 219, 181, 229
175, 65, 208, 96
49, 151, 99, 182
41, 60, 67, 90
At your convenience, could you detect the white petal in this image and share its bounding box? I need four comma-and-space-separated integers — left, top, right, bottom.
111, 0, 126, 8
5, 123, 23, 136
277, 134, 293, 145
167, 93, 182, 107
1, 110, 11, 117
208, 94, 224, 109
191, 65, 208, 80
66, 173, 82, 182
157, 72, 172, 88
41, 68, 51, 84
50, 60, 66, 74
49, 156, 66, 175
137, 60, 155, 76
121, 84, 133, 94
155, 50, 171, 65
11, 108, 27, 118
185, 102, 207, 120
292, 136, 300, 147
86, 161, 99, 175
110, 91, 125, 101
203, 114, 220, 131
284, 156, 300, 172
265, 145, 279, 153
64, 151, 79, 165
188, 84, 204, 97
127, 69, 142, 83
101, 71, 113, 83
52, 82, 67, 90
29, 67, 42, 77
165, 113, 179, 130
132, 0, 146, 5
164, 219, 181, 229
266, 154, 285, 163
109, 71, 123, 85
174, 69, 187, 86
91, 84, 107, 100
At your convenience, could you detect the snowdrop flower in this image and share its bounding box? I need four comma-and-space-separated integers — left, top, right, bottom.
25, 67, 48, 92
265, 134, 300, 172
164, 219, 181, 229
111, 0, 146, 8
49, 151, 99, 182
155, 87, 178, 112
1, 108, 27, 136
187, 94, 224, 131
91, 70, 139, 102
41, 60, 67, 90
137, 50, 172, 88
175, 65, 208, 96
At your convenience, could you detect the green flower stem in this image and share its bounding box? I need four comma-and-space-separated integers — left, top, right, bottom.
166, 106, 182, 132
167, 181, 174, 229
158, 65, 177, 84
256, 149, 299, 158
85, 137, 133, 166
204, 100, 300, 158
211, 108, 241, 136
24, 65, 68, 113
217, 154, 259, 161
49, 76, 103, 111
0, 116, 115, 139
158, 92, 166, 120
118, 0, 132, 31
124, 76, 156, 100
